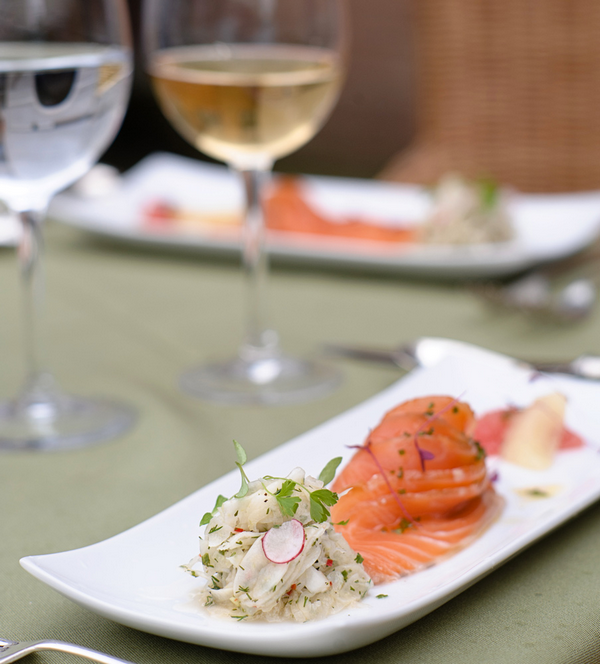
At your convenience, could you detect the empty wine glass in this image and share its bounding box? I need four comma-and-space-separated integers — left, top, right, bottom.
0, 0, 136, 450
144, 0, 348, 405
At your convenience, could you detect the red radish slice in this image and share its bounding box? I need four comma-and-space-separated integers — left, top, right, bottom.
262, 519, 305, 564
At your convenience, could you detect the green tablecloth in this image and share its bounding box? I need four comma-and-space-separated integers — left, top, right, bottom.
3, 221, 600, 664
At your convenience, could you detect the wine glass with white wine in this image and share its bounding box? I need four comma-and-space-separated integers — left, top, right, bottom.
144, 0, 349, 405
0, 0, 135, 449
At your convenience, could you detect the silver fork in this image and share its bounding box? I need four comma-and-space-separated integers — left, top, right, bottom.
323, 336, 600, 380
0, 639, 135, 664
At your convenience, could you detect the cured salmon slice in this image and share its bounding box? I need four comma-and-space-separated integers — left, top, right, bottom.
263, 178, 417, 243
338, 490, 503, 584
331, 395, 503, 584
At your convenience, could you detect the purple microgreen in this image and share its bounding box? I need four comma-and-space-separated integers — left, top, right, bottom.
412, 394, 466, 471
348, 443, 417, 526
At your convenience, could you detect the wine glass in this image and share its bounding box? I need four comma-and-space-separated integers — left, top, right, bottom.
144, 0, 348, 405
0, 0, 136, 450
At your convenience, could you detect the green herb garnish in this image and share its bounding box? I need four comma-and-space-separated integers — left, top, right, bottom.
275, 479, 302, 517
309, 488, 338, 523
233, 439, 250, 498
318, 456, 342, 485
200, 494, 228, 526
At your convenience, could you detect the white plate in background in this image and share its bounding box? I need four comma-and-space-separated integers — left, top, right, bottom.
21, 343, 600, 657
49, 152, 600, 279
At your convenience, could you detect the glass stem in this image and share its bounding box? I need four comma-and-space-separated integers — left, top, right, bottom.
17, 206, 55, 405
237, 167, 279, 361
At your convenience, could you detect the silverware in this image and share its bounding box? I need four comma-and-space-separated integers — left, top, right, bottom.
471, 273, 597, 322
324, 337, 600, 380
0, 638, 134, 664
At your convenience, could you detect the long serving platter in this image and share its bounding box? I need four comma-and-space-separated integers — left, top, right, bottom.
20, 342, 600, 657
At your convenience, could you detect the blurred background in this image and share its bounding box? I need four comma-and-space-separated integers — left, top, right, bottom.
101, 0, 417, 179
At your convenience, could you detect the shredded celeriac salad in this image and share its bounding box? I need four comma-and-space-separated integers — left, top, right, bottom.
419, 174, 514, 245
183, 444, 371, 622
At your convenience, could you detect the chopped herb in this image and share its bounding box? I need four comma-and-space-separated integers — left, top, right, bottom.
333, 519, 349, 526
304, 596, 309, 607
527, 488, 549, 497
232, 615, 248, 621
208, 525, 223, 534
341, 570, 349, 581
394, 518, 413, 534
473, 440, 486, 460
210, 575, 221, 589
201, 553, 213, 568
376, 594, 388, 599
355, 553, 364, 564
452, 406, 459, 413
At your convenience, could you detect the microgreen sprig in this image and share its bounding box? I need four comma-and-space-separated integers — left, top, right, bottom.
201, 443, 343, 527
233, 439, 251, 498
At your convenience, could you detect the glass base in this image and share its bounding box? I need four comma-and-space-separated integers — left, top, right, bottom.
180, 353, 342, 405
0, 393, 136, 451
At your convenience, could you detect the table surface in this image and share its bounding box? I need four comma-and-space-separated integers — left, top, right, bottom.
3, 220, 600, 664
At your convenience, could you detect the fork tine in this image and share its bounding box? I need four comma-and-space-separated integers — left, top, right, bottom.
0, 641, 16, 649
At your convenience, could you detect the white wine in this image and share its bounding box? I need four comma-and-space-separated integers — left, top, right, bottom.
0, 42, 132, 210
149, 44, 343, 170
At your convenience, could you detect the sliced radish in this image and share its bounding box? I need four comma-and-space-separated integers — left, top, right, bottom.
262, 519, 305, 564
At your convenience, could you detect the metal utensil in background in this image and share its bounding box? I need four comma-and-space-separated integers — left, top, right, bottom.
470, 271, 597, 322
470, 241, 600, 322
324, 337, 600, 380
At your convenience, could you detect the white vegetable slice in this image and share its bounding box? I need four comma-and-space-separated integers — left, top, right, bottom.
262, 519, 305, 564
501, 392, 566, 470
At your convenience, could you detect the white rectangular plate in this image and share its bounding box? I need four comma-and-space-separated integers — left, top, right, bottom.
49, 153, 600, 279
21, 345, 600, 657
